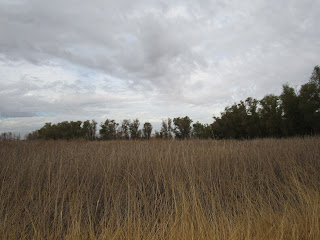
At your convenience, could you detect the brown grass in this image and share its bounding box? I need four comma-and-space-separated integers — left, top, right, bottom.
0, 138, 320, 239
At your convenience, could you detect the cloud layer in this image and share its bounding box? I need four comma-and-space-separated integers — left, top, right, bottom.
1, 0, 320, 134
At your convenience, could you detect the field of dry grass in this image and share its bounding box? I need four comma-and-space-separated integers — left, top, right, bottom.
0, 137, 320, 239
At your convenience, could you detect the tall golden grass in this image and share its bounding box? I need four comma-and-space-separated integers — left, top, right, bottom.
0, 138, 319, 239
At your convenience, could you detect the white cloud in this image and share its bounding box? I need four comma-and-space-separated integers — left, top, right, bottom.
0, 0, 319, 134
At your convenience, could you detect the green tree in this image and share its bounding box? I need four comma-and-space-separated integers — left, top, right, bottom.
121, 119, 131, 140
154, 131, 161, 139
129, 119, 140, 140
160, 118, 173, 139
83, 119, 97, 140
70, 121, 82, 138
137, 129, 142, 139
0, 132, 20, 141
25, 131, 39, 140
310, 65, 320, 85
56, 121, 71, 139
280, 84, 301, 136
173, 116, 193, 139
298, 66, 320, 134
167, 118, 173, 138
82, 120, 91, 139
212, 101, 248, 139
100, 119, 118, 140
192, 121, 206, 139
259, 94, 282, 137
160, 119, 168, 139
142, 122, 153, 140
38, 122, 57, 140
245, 97, 261, 138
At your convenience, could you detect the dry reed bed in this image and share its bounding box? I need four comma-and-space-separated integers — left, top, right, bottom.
0, 138, 319, 239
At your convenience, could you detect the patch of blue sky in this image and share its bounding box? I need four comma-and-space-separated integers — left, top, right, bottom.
36, 112, 56, 117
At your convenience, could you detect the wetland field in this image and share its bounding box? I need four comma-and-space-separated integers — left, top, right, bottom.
0, 137, 320, 239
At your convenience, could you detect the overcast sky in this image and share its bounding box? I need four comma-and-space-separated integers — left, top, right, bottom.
1, 0, 319, 135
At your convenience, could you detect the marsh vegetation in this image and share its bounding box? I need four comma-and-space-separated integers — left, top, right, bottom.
0, 138, 320, 239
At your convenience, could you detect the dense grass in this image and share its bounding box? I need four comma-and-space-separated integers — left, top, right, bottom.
0, 138, 320, 239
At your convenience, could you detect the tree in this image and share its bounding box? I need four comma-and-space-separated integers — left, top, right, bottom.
25, 131, 39, 140
192, 121, 205, 139
89, 120, 97, 140
154, 131, 161, 139
36, 120, 98, 140
310, 65, 320, 86
212, 101, 249, 139
167, 118, 173, 138
173, 116, 193, 139
121, 119, 131, 140
142, 122, 153, 140
129, 119, 140, 140
280, 84, 301, 136
192, 122, 213, 139
56, 121, 74, 140
259, 94, 282, 137
70, 121, 83, 138
160, 118, 173, 139
137, 129, 142, 139
160, 119, 169, 138
100, 119, 118, 140
38, 122, 56, 140
298, 66, 320, 134
0, 132, 20, 141
245, 97, 261, 138
83, 120, 91, 139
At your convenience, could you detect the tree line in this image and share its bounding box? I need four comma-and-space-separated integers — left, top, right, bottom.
212, 65, 320, 139
0, 132, 21, 141
18, 65, 320, 140
25, 117, 196, 140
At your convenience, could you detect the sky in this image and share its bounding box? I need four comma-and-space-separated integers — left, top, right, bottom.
0, 0, 320, 136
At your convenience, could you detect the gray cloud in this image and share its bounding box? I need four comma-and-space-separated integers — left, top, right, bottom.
0, 0, 319, 134
0, 112, 36, 118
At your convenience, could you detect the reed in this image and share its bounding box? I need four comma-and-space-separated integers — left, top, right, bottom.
0, 137, 319, 239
